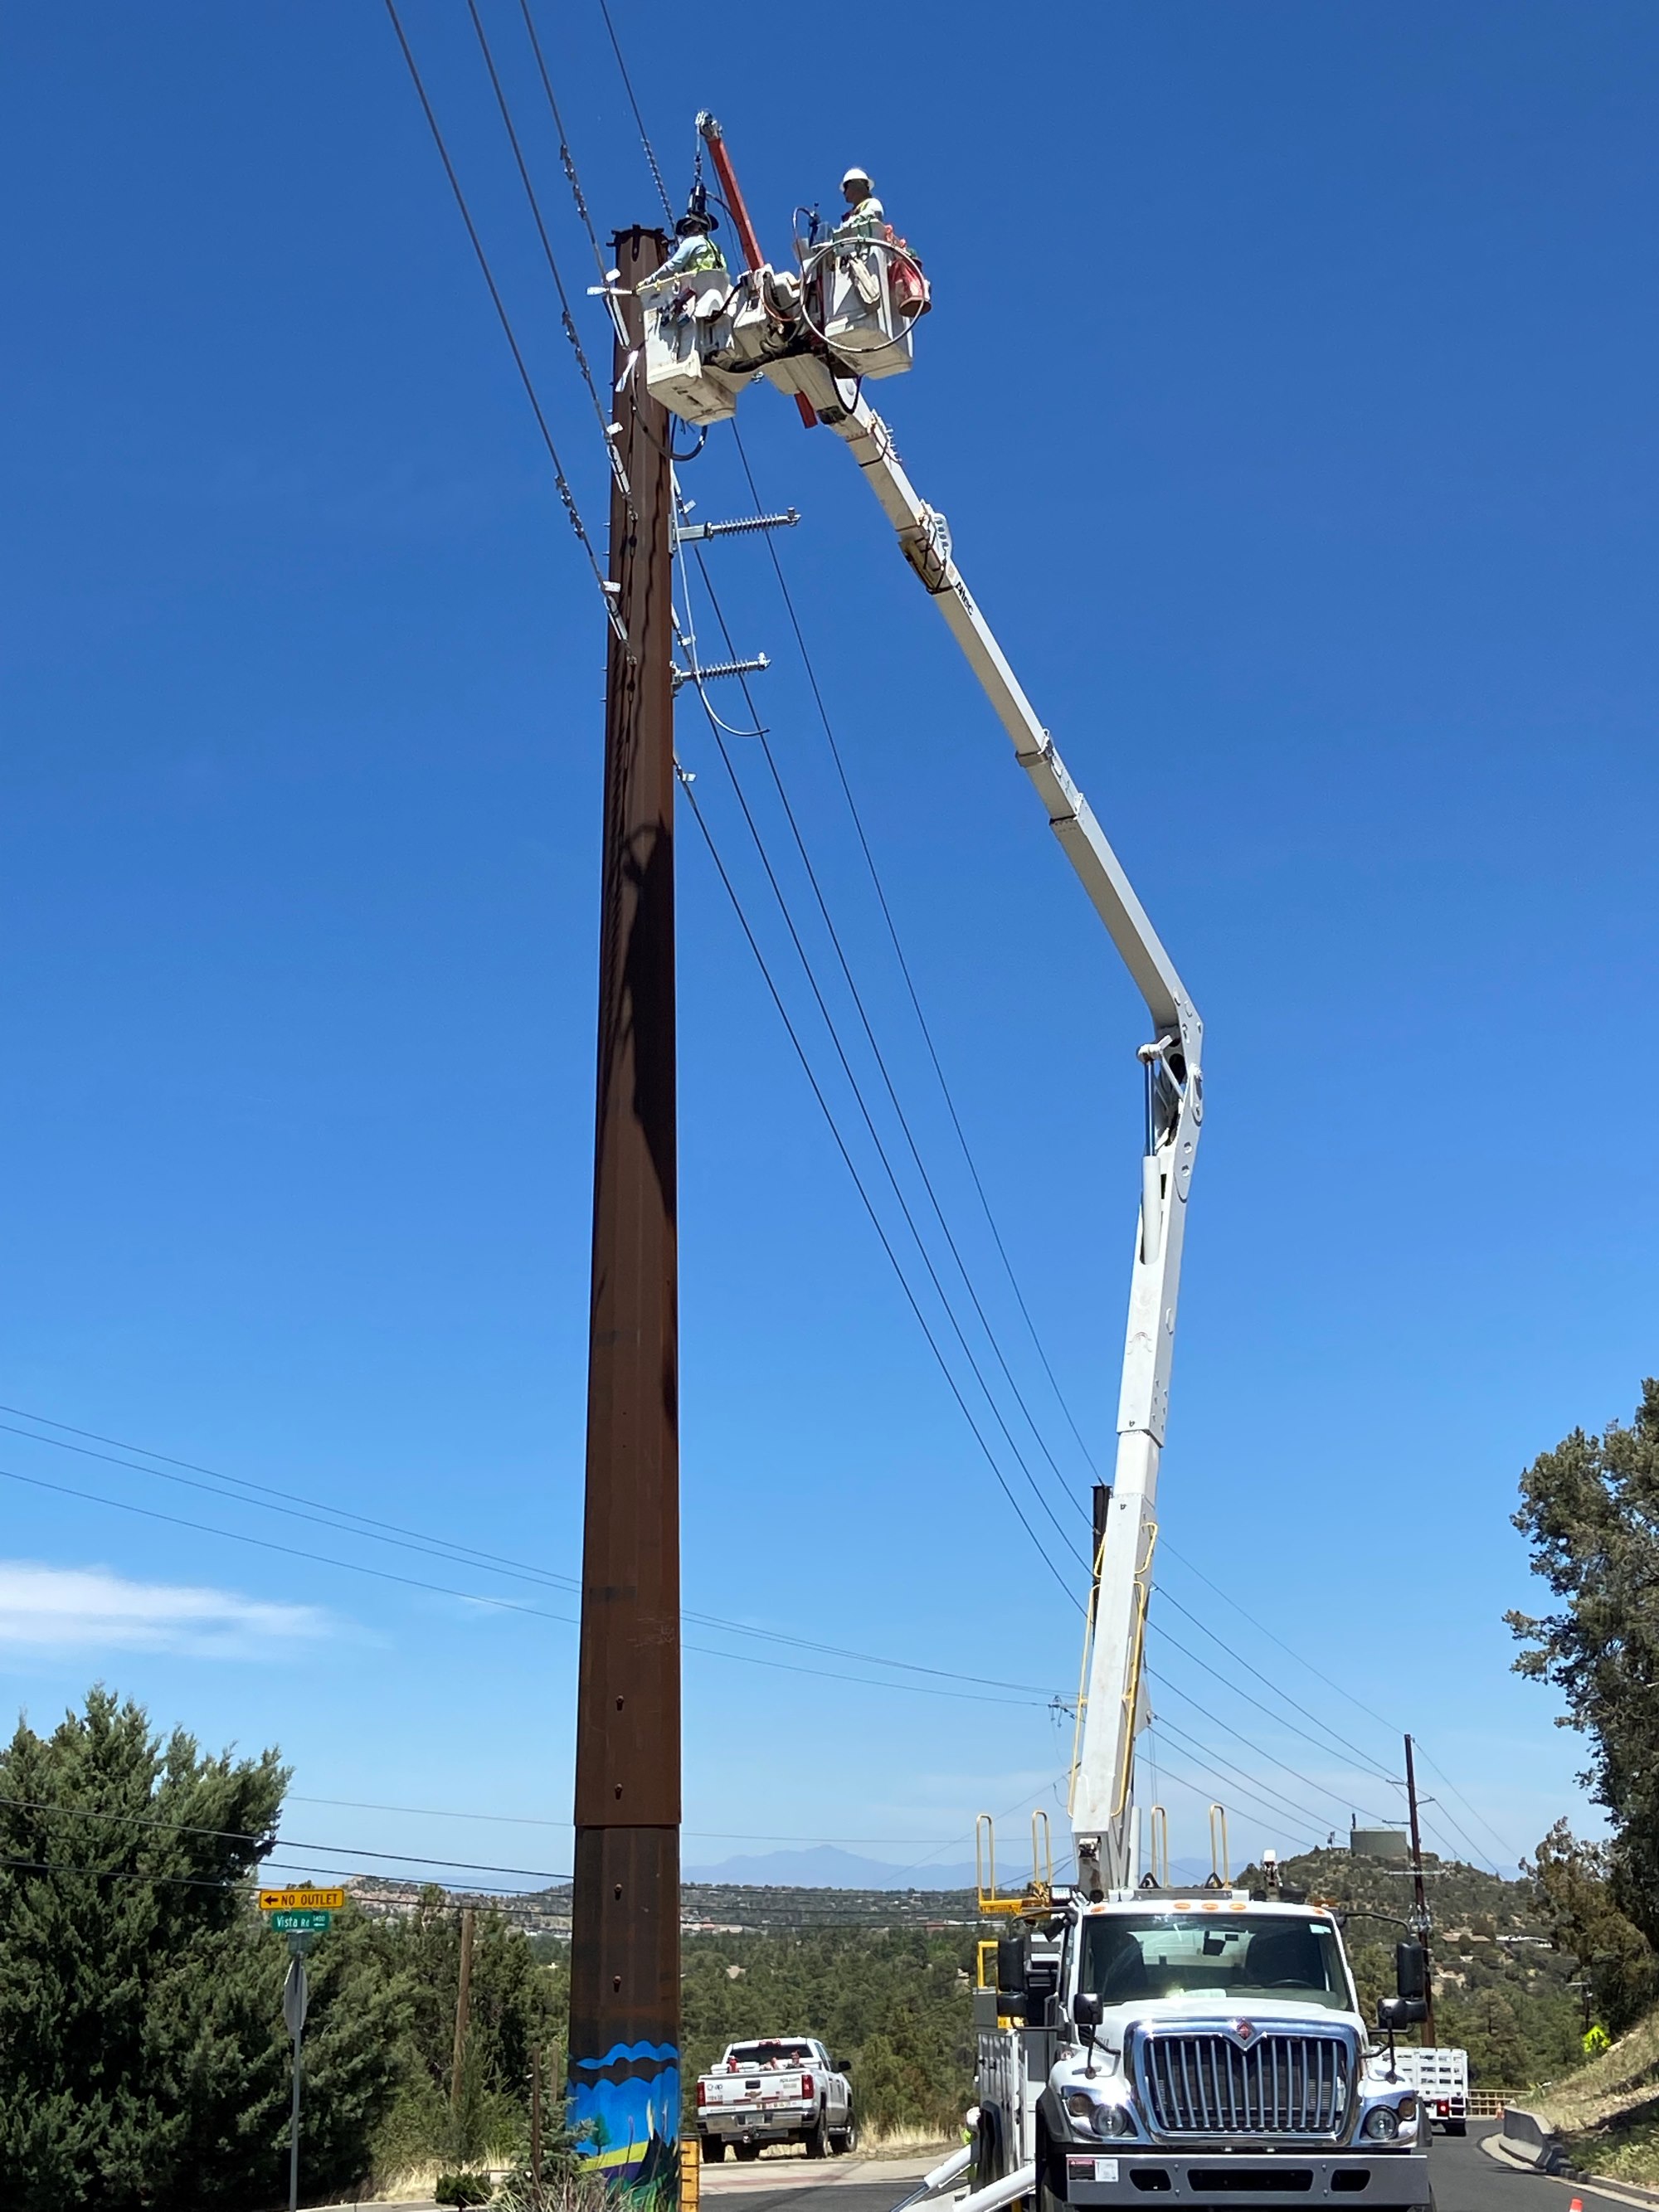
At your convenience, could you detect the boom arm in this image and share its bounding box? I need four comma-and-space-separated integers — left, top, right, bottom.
764, 357, 1204, 1893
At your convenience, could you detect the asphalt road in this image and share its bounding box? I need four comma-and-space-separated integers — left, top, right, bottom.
698, 2125, 1654, 2212
1428, 2123, 1651, 2212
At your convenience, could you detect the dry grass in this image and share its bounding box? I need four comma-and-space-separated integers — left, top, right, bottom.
856, 2124, 959, 2161
1531, 2012, 1659, 2183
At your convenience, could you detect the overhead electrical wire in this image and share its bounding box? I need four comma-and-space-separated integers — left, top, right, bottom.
592, 0, 674, 221
0, 1405, 1050, 1698
515, 0, 613, 288
677, 769, 1081, 1612
686, 540, 1092, 1544
463, 0, 630, 503
679, 546, 1087, 1567
1155, 1589, 1400, 1781
729, 420, 1104, 1491
381, 0, 622, 642
0, 1464, 1053, 1705
1144, 1676, 1383, 1830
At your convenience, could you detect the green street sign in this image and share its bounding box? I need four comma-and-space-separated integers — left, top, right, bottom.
270, 1908, 333, 1933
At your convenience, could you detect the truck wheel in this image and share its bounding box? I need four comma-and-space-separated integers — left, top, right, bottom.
735, 2145, 761, 2163
833, 2115, 859, 2155
805, 2117, 829, 2159
703, 2140, 726, 2163
1447, 2122, 1467, 2137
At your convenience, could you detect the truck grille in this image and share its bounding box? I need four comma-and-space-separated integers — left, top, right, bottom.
1136, 2031, 1353, 2140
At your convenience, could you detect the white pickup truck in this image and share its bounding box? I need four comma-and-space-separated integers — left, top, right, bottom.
695, 2038, 855, 2161
1383, 2045, 1468, 2135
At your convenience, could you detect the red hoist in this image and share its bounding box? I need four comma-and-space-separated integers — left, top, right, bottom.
640, 114, 1432, 2212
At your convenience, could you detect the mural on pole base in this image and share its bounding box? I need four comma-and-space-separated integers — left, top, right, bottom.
569, 2039, 680, 2206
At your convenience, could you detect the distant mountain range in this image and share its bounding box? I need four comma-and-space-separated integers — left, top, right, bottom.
683, 1845, 980, 1891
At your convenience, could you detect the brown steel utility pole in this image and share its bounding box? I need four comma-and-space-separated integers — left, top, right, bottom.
1403, 1734, 1438, 2047
567, 224, 682, 2211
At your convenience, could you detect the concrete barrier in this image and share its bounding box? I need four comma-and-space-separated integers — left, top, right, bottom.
1502, 2107, 1568, 2173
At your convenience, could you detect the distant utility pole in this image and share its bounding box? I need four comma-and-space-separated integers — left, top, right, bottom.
450, 1906, 476, 2108
1403, 1734, 1438, 2047
567, 222, 682, 2210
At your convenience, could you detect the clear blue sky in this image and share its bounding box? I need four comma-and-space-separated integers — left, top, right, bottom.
3, 1, 1655, 1894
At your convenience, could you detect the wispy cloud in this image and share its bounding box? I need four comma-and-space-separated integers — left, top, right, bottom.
0, 1561, 332, 1657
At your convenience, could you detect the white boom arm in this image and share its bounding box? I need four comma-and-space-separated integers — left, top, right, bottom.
765, 356, 1204, 1893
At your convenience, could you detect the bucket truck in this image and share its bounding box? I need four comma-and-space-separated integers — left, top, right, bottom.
644, 119, 1435, 2212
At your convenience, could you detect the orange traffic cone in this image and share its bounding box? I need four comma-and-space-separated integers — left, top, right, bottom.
1569, 2198, 1584, 2210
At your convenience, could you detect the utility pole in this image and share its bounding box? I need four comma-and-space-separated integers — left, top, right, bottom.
567, 223, 682, 2210
1403, 1734, 1438, 2047
450, 1906, 476, 2110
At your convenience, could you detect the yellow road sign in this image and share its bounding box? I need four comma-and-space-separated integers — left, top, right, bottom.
260, 1887, 346, 1913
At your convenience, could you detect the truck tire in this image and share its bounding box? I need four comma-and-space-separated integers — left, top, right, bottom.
703, 2139, 726, 2163
832, 2112, 859, 2155
805, 2115, 829, 2158
735, 2144, 761, 2163
1446, 2122, 1467, 2137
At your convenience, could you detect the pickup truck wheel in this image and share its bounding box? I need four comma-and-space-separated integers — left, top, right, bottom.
734, 2145, 761, 2163
805, 2117, 829, 2159
832, 2115, 859, 2155
703, 2140, 726, 2163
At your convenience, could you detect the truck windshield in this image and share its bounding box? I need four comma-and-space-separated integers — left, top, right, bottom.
1079, 1914, 1353, 2012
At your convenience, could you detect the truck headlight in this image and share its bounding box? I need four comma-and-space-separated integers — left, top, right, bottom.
1063, 2091, 1135, 2140
1363, 2107, 1401, 2142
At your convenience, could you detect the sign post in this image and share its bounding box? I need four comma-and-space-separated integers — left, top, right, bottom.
260, 1888, 343, 2212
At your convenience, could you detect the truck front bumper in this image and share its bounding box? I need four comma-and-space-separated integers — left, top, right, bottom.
1053, 2150, 1431, 2208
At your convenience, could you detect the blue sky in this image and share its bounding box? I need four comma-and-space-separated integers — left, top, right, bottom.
2, 0, 1655, 1895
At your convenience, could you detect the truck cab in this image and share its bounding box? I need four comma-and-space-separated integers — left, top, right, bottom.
985, 1894, 1433, 2212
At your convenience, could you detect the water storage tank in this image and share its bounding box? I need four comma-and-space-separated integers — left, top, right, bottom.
1350, 1826, 1411, 1862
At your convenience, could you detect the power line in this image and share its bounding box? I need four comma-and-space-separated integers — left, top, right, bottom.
593, 0, 674, 221
729, 419, 1105, 1490
463, 0, 628, 503
0, 1463, 1055, 1704
679, 770, 1082, 1612
1137, 1745, 1326, 1856
382, 0, 622, 643
1150, 1616, 1400, 1791
681, 546, 1087, 1565
1141, 1672, 1389, 1831
515, 0, 612, 288
0, 1406, 1051, 1697
1155, 1588, 1399, 1781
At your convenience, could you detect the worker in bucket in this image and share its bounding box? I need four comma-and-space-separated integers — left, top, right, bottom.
659, 187, 726, 281
836, 165, 885, 239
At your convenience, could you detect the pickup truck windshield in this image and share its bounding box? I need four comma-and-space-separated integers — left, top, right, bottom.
726, 2042, 814, 2068
1079, 1915, 1353, 2012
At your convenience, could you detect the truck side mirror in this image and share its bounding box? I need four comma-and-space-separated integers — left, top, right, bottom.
1378, 1996, 1428, 2031
1073, 1991, 1102, 2072
1394, 1943, 1428, 2001
835, 2059, 852, 2075
996, 1937, 1028, 1997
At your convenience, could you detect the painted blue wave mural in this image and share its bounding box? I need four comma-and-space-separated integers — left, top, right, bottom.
569, 2038, 680, 2195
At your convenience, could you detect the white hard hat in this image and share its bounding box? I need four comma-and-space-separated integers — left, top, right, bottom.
841, 165, 873, 191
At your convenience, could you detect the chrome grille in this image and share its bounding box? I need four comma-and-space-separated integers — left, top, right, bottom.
1136, 2031, 1352, 2139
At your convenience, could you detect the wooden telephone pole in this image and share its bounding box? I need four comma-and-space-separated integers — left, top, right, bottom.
566, 225, 682, 2207
1403, 1734, 1438, 2047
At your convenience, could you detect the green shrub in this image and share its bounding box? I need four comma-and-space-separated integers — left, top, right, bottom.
435, 2172, 493, 2207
